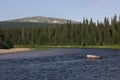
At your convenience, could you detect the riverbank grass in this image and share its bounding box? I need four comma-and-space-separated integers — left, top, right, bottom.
15, 45, 120, 50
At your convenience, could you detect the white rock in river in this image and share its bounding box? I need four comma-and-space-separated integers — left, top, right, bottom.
86, 54, 101, 59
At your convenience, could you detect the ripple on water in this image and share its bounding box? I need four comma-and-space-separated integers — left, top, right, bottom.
0, 48, 120, 80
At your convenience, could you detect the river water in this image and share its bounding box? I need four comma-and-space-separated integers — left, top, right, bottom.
0, 48, 120, 80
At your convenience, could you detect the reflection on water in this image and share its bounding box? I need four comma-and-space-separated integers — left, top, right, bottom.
0, 48, 120, 80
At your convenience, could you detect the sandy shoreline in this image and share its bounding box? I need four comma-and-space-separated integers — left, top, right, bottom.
0, 48, 32, 54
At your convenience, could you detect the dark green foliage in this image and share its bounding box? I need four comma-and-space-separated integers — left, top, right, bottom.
0, 29, 13, 49
0, 15, 120, 46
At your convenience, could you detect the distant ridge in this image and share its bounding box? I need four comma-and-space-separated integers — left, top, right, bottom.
6, 16, 79, 24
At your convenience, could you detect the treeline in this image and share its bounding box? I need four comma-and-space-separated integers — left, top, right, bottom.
0, 29, 13, 49
1, 15, 120, 46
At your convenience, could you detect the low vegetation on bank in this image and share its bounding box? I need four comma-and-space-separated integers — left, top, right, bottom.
15, 45, 120, 50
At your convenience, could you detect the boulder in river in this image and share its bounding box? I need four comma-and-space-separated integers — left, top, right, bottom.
86, 54, 101, 59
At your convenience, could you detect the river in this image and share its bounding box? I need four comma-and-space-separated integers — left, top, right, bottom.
0, 48, 120, 80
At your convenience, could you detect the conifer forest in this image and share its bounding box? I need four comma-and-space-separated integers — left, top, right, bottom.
0, 15, 120, 48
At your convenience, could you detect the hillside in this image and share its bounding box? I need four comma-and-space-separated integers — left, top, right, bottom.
5, 16, 79, 24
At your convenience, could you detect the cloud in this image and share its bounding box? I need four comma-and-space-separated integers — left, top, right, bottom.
94, 0, 112, 6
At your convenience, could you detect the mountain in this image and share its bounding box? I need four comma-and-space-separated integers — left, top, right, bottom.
6, 16, 79, 24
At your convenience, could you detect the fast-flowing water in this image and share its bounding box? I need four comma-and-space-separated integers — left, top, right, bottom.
0, 48, 120, 80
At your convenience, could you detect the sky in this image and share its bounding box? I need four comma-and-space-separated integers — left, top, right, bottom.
0, 0, 120, 22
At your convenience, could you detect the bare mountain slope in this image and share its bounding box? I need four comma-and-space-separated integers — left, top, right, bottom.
7, 16, 79, 24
